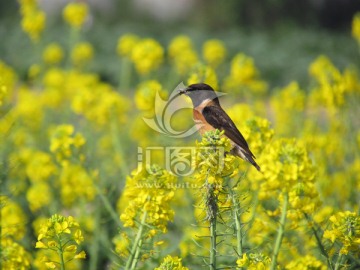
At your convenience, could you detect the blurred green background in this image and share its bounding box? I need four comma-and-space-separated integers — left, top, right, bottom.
1, 0, 359, 88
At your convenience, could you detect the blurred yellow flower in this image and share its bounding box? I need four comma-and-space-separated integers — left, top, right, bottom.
323, 211, 360, 255
59, 164, 97, 207
71, 42, 94, 66
168, 35, 198, 75
49, 124, 86, 166
352, 12, 360, 43
42, 43, 64, 65
26, 182, 52, 212
134, 80, 167, 114
1, 197, 27, 240
187, 64, 218, 90
223, 53, 267, 96
285, 255, 326, 270
202, 39, 226, 68
131, 38, 164, 75
20, 4, 46, 42
168, 35, 193, 58
155, 255, 189, 270
1, 238, 32, 270
237, 253, 272, 269
271, 81, 306, 136
63, 2, 89, 28
117, 34, 140, 57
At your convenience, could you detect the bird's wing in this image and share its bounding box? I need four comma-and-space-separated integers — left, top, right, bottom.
202, 105, 255, 157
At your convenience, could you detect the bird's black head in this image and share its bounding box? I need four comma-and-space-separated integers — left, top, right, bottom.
179, 83, 220, 107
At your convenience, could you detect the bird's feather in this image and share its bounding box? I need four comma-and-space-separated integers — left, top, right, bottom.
202, 105, 255, 159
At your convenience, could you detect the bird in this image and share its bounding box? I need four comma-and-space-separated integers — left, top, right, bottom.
178, 83, 260, 171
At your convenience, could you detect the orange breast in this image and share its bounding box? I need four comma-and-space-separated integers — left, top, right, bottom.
193, 109, 215, 135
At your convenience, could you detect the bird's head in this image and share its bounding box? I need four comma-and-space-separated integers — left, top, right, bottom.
178, 83, 220, 107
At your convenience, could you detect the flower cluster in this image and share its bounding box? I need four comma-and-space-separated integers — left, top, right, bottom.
117, 34, 140, 57
194, 129, 238, 187
131, 38, 164, 75
71, 42, 94, 67
118, 165, 177, 235
62, 2, 89, 29
155, 255, 189, 270
202, 39, 226, 68
42, 43, 64, 65
285, 255, 326, 270
236, 253, 272, 269
323, 211, 360, 255
352, 12, 360, 44
49, 124, 86, 166
168, 35, 198, 75
19, 0, 46, 42
35, 214, 86, 269
223, 53, 268, 96
309, 55, 359, 112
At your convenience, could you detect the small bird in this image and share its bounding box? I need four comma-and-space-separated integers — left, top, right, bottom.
179, 83, 260, 171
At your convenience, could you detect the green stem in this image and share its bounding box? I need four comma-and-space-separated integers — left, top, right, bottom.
56, 235, 66, 270
110, 115, 129, 177
270, 193, 288, 270
94, 184, 122, 228
230, 188, 243, 259
124, 211, 147, 270
89, 198, 101, 270
334, 254, 344, 270
210, 209, 217, 270
304, 213, 334, 270
119, 58, 132, 91
207, 183, 217, 270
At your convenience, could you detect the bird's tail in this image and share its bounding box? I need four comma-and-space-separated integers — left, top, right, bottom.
232, 146, 261, 171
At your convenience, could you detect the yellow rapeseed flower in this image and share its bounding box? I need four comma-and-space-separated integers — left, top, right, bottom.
167, 35, 199, 75
134, 80, 168, 114
116, 34, 140, 57
131, 38, 164, 75
155, 255, 189, 270
49, 124, 86, 166
36, 214, 86, 268
285, 255, 326, 270
62, 2, 89, 28
1, 238, 32, 269
118, 165, 176, 235
71, 42, 94, 66
202, 39, 226, 68
1, 197, 27, 239
237, 253, 272, 269
323, 211, 360, 255
223, 53, 268, 96
42, 43, 64, 65
352, 12, 360, 44
21, 9, 46, 42
187, 64, 218, 90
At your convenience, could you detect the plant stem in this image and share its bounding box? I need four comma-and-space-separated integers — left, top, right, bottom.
94, 184, 122, 228
89, 198, 101, 270
304, 213, 334, 270
119, 58, 132, 91
210, 209, 217, 270
335, 254, 344, 270
230, 188, 243, 259
207, 183, 217, 270
57, 235, 66, 270
124, 211, 147, 270
270, 193, 288, 270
